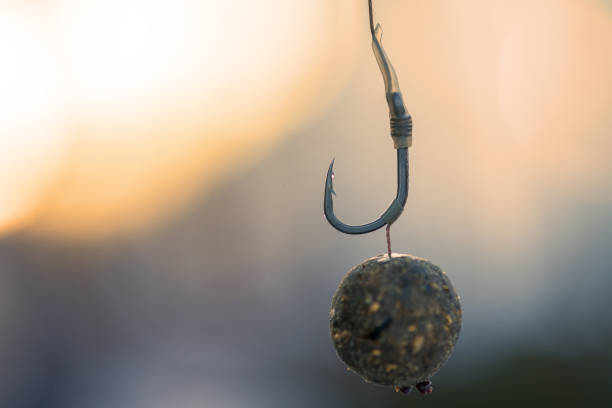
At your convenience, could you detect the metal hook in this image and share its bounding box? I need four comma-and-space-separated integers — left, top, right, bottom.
323, 0, 412, 237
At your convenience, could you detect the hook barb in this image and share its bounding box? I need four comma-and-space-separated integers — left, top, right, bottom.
326, 158, 336, 196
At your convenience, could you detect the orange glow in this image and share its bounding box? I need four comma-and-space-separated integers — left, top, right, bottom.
0, 0, 359, 238
496, 0, 612, 191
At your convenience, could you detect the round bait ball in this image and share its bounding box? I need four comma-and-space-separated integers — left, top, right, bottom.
329, 254, 462, 390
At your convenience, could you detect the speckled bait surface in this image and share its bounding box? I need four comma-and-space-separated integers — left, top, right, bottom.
330, 254, 462, 393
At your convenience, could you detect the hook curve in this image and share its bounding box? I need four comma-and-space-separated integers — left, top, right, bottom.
323, 0, 412, 235
324, 149, 408, 234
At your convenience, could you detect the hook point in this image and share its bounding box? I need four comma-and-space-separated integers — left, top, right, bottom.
326, 158, 336, 196
328, 158, 336, 176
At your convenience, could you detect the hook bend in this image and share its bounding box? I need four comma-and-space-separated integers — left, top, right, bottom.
324, 148, 408, 234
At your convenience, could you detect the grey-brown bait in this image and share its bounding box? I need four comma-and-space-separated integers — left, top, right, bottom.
330, 254, 462, 393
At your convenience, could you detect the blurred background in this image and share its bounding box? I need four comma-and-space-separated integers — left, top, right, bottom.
1, 0, 611, 406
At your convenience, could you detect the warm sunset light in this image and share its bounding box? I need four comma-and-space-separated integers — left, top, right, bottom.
0, 0, 359, 238
1, 0, 610, 240
496, 0, 612, 186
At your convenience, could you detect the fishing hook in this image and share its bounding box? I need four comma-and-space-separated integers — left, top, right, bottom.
324, 0, 412, 238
